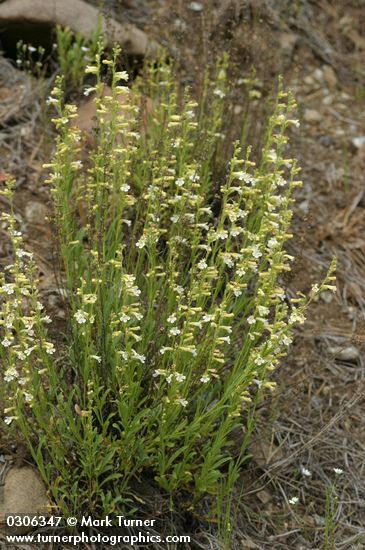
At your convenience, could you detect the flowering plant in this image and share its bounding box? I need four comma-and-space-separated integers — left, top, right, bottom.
0, 45, 336, 517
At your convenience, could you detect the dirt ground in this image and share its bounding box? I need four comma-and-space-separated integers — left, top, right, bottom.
1, 1, 365, 549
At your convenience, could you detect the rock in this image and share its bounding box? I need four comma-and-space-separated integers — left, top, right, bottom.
188, 2, 204, 11
24, 201, 48, 224
311, 395, 323, 409
0, 0, 156, 56
327, 344, 360, 362
322, 94, 333, 105
0, 466, 49, 534
322, 65, 337, 88
303, 109, 321, 123
313, 68, 323, 81
256, 489, 271, 504
320, 290, 334, 303
351, 136, 365, 150
298, 199, 310, 214
249, 438, 284, 468
278, 32, 298, 56
318, 135, 333, 147
304, 75, 315, 87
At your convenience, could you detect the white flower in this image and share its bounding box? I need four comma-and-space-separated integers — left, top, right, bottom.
267, 149, 277, 163
83, 87, 94, 97
115, 71, 129, 81
167, 314, 177, 324
301, 466, 312, 477
189, 173, 200, 182
289, 308, 306, 325
136, 236, 146, 249
81, 46, 89, 52
333, 468, 344, 475
288, 496, 299, 505
252, 246, 262, 259
215, 230, 228, 240
1, 337, 12, 348
221, 254, 234, 268
74, 310, 88, 324
200, 375, 210, 383
4, 417, 15, 425
71, 160, 83, 170
175, 177, 185, 187
28, 45, 37, 53
236, 267, 246, 277
15, 249, 27, 258
2, 284, 14, 295
175, 286, 184, 295
172, 138, 181, 148
120, 351, 129, 361
197, 260, 208, 270
131, 350, 146, 364
236, 172, 257, 185
267, 238, 278, 249
175, 372, 186, 382
176, 398, 188, 407
45, 343, 55, 355
170, 215, 180, 223
24, 392, 33, 403
202, 314, 213, 322
186, 110, 195, 119
213, 89, 225, 99
153, 369, 165, 377
255, 356, 265, 366
233, 288, 242, 297
258, 306, 269, 316
169, 327, 181, 336
120, 313, 131, 323
91, 355, 102, 363
4, 367, 18, 382
120, 184, 130, 192
247, 316, 256, 325
282, 334, 292, 346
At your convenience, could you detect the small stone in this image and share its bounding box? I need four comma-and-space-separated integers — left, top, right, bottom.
318, 135, 333, 147
327, 344, 360, 362
188, 2, 203, 11
174, 18, 187, 31
304, 75, 315, 86
322, 95, 333, 105
298, 200, 310, 214
278, 32, 298, 55
320, 290, 333, 303
257, 489, 271, 504
322, 65, 337, 88
314, 514, 325, 527
313, 68, 323, 81
0, 466, 49, 534
24, 201, 48, 224
311, 395, 323, 409
351, 136, 365, 149
303, 109, 321, 123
